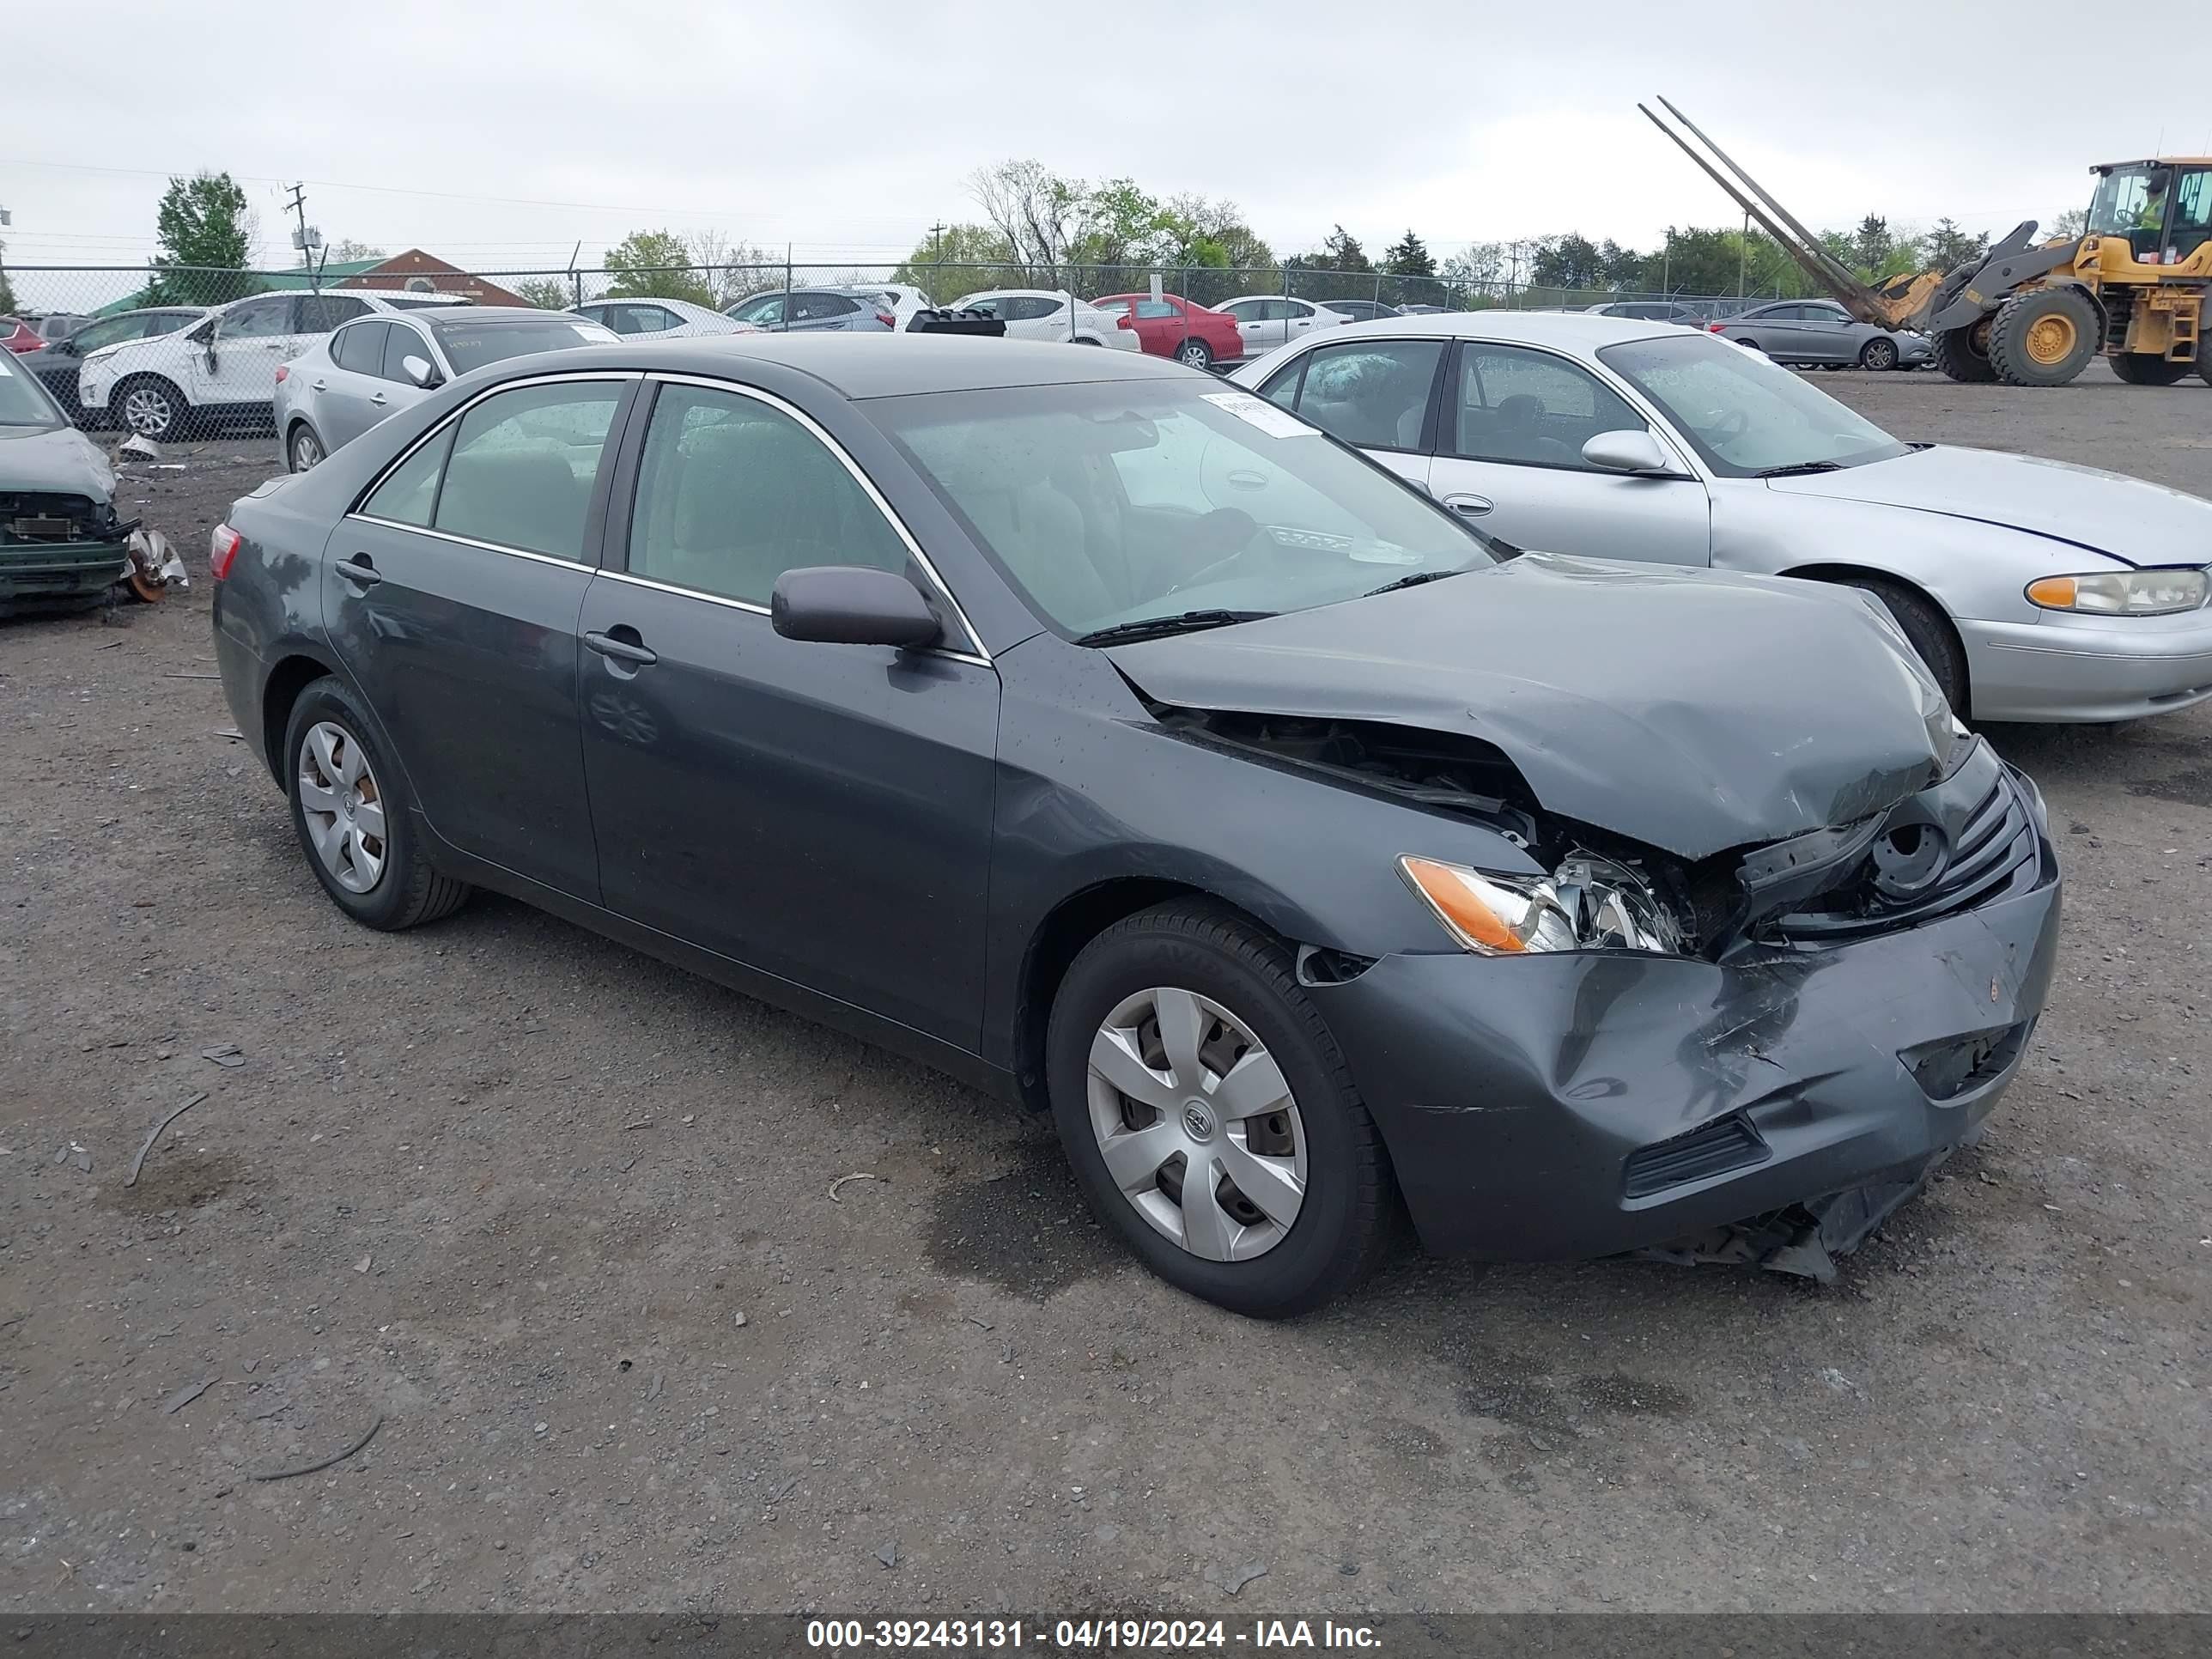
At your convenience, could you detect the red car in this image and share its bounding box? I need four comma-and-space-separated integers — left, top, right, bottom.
2, 317, 45, 355
1088, 294, 1243, 371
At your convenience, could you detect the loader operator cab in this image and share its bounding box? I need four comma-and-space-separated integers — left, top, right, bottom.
2087, 162, 2212, 264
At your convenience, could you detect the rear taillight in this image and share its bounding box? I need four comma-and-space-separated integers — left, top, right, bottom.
876, 312, 896, 329
210, 524, 241, 580
1116, 314, 1132, 327
273, 364, 288, 383
1707, 322, 1726, 332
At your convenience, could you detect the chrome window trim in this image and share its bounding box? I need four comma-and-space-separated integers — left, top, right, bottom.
639, 369, 991, 662
348, 516, 595, 570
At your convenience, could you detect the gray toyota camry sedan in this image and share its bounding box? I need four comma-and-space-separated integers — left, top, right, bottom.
210, 336, 2062, 1316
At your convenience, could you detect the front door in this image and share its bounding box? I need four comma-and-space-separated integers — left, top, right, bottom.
1427, 340, 1711, 563
325, 374, 636, 898
191, 295, 295, 408
576, 377, 999, 1049
1254, 335, 1445, 489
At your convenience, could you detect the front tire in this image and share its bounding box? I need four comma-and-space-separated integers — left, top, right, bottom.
1858, 337, 1899, 370
1840, 576, 1969, 720
1932, 321, 1998, 383
116, 375, 190, 441
2110, 352, 2193, 386
1176, 337, 1214, 371
1986, 287, 2100, 386
283, 677, 471, 931
1046, 902, 1394, 1318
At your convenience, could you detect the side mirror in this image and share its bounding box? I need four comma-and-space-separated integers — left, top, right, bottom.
1582, 428, 1673, 475
771, 565, 942, 649
400, 355, 442, 390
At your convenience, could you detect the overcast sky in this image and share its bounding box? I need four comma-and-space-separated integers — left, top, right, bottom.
3, 0, 2200, 280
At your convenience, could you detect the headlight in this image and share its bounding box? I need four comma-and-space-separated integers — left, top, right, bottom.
1398, 854, 1684, 956
2026, 568, 2209, 616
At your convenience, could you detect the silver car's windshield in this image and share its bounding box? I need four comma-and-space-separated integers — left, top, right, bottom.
433, 319, 616, 373
874, 380, 1492, 637
0, 351, 62, 427
1597, 331, 1910, 477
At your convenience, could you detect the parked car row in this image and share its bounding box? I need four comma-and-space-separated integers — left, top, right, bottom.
206, 328, 2100, 1317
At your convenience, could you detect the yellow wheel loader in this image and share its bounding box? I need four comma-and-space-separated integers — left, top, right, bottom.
1643, 97, 2211, 388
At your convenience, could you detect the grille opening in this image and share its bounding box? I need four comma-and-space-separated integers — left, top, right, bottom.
1904, 1021, 2032, 1102
1623, 1115, 1769, 1200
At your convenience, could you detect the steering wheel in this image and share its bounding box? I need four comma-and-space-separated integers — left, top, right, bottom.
1163, 508, 1264, 597
1698, 406, 1750, 445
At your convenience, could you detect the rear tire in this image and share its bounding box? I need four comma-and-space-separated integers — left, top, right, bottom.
286, 422, 325, 471
283, 677, 471, 932
1046, 902, 1394, 1318
2109, 352, 2193, 386
1858, 337, 1899, 370
1839, 576, 1969, 719
1931, 322, 1998, 383
1986, 287, 2100, 386
1176, 337, 1214, 371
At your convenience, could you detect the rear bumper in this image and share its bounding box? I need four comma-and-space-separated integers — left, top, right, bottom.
1305, 835, 2062, 1265
1964, 610, 2212, 721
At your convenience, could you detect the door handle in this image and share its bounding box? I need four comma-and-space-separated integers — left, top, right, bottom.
310, 378, 327, 392
584, 629, 659, 667
369, 392, 387, 406
1443, 494, 1495, 517
334, 555, 382, 587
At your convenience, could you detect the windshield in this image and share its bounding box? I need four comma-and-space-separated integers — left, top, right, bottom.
1597, 331, 1908, 477
434, 319, 617, 373
69, 314, 161, 353
872, 380, 1492, 637
0, 350, 64, 427
2087, 166, 2166, 236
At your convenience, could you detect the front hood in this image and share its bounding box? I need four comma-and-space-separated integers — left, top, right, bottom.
0, 424, 116, 501
1108, 553, 1945, 860
1765, 445, 2212, 568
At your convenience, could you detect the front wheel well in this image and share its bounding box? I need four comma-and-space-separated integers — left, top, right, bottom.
260, 653, 338, 783
1780, 563, 1971, 715
1014, 878, 1230, 1111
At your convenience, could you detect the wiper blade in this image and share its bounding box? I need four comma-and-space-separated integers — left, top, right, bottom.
1755, 460, 1845, 477
1363, 567, 1471, 599
1074, 609, 1275, 647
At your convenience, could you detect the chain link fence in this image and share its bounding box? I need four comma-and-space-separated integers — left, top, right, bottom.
3, 260, 1781, 326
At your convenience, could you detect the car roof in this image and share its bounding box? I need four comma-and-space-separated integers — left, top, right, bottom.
516, 333, 1193, 398
956, 289, 1073, 301
420, 307, 582, 330
1282, 309, 1685, 349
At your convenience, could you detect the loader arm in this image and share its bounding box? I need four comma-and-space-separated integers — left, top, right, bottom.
1640, 100, 1923, 328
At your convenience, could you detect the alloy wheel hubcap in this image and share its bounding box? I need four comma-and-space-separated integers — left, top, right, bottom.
298, 721, 387, 894
1180, 343, 1206, 365
293, 432, 320, 470
1086, 987, 1307, 1261
124, 389, 172, 436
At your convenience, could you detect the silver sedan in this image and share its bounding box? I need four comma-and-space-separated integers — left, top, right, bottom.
1711, 299, 1931, 370
1231, 311, 2212, 722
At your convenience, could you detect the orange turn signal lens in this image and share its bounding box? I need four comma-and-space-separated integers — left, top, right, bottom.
2025, 576, 2077, 609
1398, 856, 1530, 954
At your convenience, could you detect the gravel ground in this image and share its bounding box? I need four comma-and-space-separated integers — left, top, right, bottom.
3, 366, 2209, 1616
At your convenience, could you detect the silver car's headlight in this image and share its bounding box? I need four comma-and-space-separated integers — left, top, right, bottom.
2027, 568, 2209, 616
1399, 854, 1685, 957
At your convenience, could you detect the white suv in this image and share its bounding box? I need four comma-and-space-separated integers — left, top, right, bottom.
78, 289, 467, 441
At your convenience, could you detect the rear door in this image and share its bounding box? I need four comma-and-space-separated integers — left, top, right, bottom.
574, 375, 999, 1048
788, 292, 861, 331
1253, 336, 1445, 489
1797, 302, 1861, 363
1425, 340, 1711, 563
327, 374, 637, 898
191, 295, 295, 408
315, 319, 390, 448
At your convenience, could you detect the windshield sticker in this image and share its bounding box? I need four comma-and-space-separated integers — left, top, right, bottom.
1202, 391, 1320, 438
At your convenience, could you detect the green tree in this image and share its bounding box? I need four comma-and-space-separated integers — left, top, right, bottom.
1293, 225, 1370, 273
2050, 206, 2089, 240
1382, 230, 1435, 277
1530, 233, 1607, 290
145, 171, 258, 305
513, 276, 576, 311
1852, 214, 1893, 274
1923, 217, 1988, 273
0, 233, 15, 314
328, 238, 386, 263
1164, 194, 1273, 271
603, 229, 714, 304
891, 223, 1021, 294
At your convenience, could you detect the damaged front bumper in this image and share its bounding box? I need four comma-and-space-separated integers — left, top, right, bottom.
0, 534, 135, 612
1304, 812, 2061, 1274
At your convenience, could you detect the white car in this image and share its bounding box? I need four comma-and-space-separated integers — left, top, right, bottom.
1214, 295, 1349, 358
850, 283, 936, 329
77, 289, 468, 442
570, 296, 759, 340
948, 290, 1140, 349
1231, 310, 2212, 723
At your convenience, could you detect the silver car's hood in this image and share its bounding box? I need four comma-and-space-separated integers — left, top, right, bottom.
0, 424, 117, 501
1765, 445, 2212, 568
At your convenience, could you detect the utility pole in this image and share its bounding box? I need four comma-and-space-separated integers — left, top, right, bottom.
285, 183, 324, 290
1737, 208, 1749, 300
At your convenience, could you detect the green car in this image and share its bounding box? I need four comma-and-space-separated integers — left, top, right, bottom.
1, 349, 134, 616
